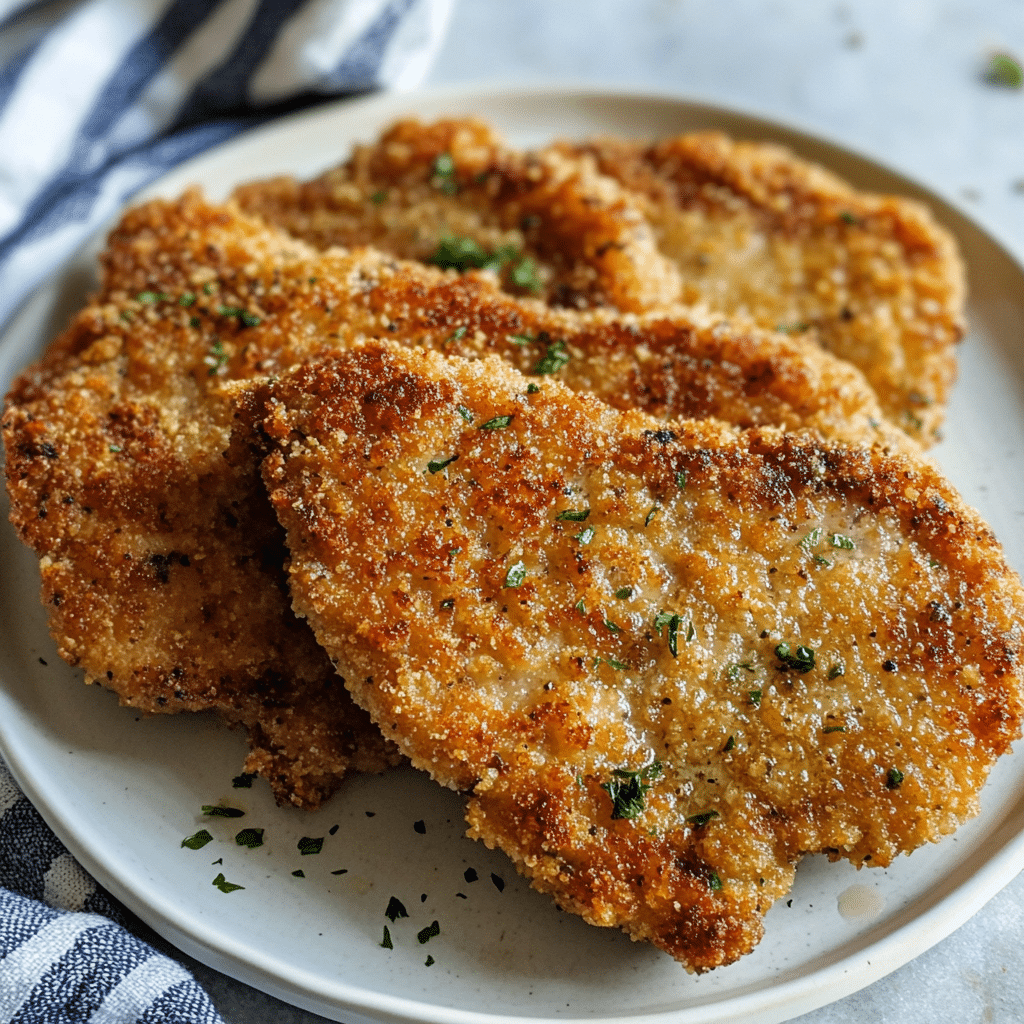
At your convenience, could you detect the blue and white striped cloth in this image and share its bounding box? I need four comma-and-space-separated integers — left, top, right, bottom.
0, 1, 451, 1018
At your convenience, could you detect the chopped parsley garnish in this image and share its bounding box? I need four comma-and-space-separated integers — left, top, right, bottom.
108, 445, 122, 454
136, 291, 166, 304
479, 415, 513, 430
203, 282, 215, 295
574, 526, 595, 544
380, 925, 394, 949
417, 920, 441, 944
839, 211, 860, 226
205, 339, 228, 376
212, 872, 244, 893
686, 810, 720, 827
654, 611, 681, 657
533, 338, 569, 375
775, 321, 810, 334
510, 256, 542, 293
428, 235, 489, 270
217, 306, 261, 327
675, 470, 687, 489
385, 896, 409, 921
574, 597, 586, 614
595, 656, 628, 671
181, 829, 214, 850
830, 533, 855, 550
508, 333, 533, 346
798, 527, 822, 552
504, 561, 527, 588
644, 504, 659, 527
813, 554, 833, 567
527, 383, 541, 394
178, 291, 196, 306
444, 325, 467, 347
189, 316, 201, 329
371, 189, 388, 204
456, 404, 474, 422
202, 805, 244, 818
601, 761, 662, 820
727, 661, 755, 680
614, 586, 634, 600
822, 725, 847, 734
748, 690, 763, 708
431, 152, 457, 192
653, 611, 675, 634
986, 52, 1024, 89
298, 836, 324, 855
603, 618, 622, 634
886, 767, 905, 789
556, 509, 590, 522
708, 872, 723, 892
231, 772, 256, 788
427, 454, 459, 474
828, 663, 845, 679
439, 598, 455, 610
235, 828, 264, 849
723, 735, 736, 752
775, 643, 815, 673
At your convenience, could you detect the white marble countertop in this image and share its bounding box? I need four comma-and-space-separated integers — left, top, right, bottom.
9, 2, 1024, 1022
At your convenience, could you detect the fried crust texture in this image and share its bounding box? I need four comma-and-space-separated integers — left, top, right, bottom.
233, 116, 682, 312
2, 192, 403, 808
567, 132, 965, 444
256, 342, 1024, 971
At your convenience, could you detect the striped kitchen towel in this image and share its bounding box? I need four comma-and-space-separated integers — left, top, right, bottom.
1, 759, 225, 1022
0, 0, 454, 331
0, 1, 451, 1018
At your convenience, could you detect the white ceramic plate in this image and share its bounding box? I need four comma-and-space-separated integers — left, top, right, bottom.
3, 85, 1024, 1024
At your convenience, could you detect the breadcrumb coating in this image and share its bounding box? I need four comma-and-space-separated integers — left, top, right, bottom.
233, 116, 681, 312
256, 341, 1024, 971
567, 132, 965, 444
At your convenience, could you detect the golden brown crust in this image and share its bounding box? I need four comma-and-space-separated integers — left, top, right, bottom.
233, 116, 682, 312
257, 341, 1024, 971
567, 132, 965, 444
2, 192, 402, 808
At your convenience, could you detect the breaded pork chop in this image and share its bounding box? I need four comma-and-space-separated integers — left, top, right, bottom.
2, 189, 908, 806
256, 342, 1024, 971
2, 194, 402, 808
566, 133, 965, 444
233, 117, 682, 312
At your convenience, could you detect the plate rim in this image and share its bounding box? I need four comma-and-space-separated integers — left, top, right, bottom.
3, 81, 1024, 1024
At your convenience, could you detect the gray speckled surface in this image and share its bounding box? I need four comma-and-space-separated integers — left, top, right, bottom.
10, 2, 1024, 1021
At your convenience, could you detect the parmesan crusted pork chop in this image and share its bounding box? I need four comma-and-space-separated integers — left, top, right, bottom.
2, 188, 911, 808
564, 133, 965, 445
232, 117, 682, 312
255, 342, 1024, 972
